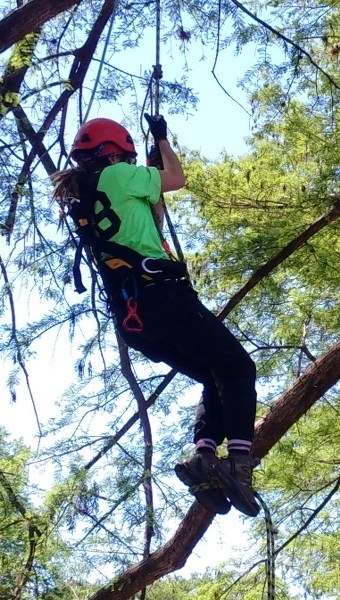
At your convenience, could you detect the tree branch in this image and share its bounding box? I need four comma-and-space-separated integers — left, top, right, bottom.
0, 254, 42, 435
88, 340, 340, 600
229, 0, 340, 91
275, 476, 340, 557
218, 199, 340, 320
0, 470, 42, 600
0, 31, 40, 120
2, 0, 118, 237
84, 370, 175, 471
0, 0, 80, 54
220, 476, 340, 596
117, 335, 154, 559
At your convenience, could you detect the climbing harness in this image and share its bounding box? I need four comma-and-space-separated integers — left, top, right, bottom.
255, 492, 276, 600
67, 170, 188, 333
65, 0, 188, 332
71, 214, 188, 333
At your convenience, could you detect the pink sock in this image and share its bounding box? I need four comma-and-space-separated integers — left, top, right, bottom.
228, 439, 252, 454
195, 438, 217, 454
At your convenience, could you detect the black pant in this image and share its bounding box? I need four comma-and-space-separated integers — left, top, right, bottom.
113, 279, 257, 445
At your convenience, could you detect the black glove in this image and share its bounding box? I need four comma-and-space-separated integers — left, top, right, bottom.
144, 113, 167, 141
147, 144, 164, 169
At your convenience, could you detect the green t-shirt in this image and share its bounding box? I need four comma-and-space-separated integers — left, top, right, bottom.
96, 162, 169, 260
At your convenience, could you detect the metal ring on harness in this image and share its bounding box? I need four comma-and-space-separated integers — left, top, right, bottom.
122, 297, 143, 333
141, 257, 163, 274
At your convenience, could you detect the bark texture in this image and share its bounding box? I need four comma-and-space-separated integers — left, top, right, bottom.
0, 0, 78, 53
252, 339, 340, 458
89, 340, 340, 600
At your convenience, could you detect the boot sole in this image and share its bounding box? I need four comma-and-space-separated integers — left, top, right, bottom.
211, 463, 260, 517
175, 463, 231, 515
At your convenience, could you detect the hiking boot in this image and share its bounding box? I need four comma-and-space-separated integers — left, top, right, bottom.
211, 454, 260, 517
175, 452, 231, 515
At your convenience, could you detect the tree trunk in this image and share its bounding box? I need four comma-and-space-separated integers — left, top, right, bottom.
89, 340, 340, 600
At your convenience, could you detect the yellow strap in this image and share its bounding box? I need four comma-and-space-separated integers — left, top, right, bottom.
105, 258, 133, 270
104, 258, 152, 280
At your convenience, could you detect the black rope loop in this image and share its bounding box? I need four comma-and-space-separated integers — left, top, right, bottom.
255, 492, 276, 600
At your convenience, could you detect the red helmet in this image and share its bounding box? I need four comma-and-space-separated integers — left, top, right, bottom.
70, 118, 137, 162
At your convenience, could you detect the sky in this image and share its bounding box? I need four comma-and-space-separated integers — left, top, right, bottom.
2, 7, 336, 598
77, 18, 256, 160
1, 14, 258, 434
0, 6, 273, 588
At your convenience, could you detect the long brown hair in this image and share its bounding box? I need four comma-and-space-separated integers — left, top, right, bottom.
51, 153, 136, 225
51, 151, 136, 204
51, 167, 85, 205
51, 167, 89, 229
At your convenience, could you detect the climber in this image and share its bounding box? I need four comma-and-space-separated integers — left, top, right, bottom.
51, 113, 260, 517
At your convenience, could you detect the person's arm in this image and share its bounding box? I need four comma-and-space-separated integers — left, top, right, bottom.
144, 113, 186, 193
158, 138, 185, 193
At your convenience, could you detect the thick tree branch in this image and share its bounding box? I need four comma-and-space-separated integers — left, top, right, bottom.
0, 0, 80, 54
88, 340, 340, 600
252, 339, 340, 459
0, 31, 40, 120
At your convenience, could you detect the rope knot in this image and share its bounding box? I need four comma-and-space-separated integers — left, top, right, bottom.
152, 64, 163, 80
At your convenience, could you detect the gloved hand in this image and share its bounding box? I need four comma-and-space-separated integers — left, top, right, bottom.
144, 113, 167, 141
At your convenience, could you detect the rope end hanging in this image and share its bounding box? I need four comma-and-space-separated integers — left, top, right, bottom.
254, 491, 277, 600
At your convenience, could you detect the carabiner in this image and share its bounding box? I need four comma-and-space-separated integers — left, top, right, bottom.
141, 257, 162, 274
122, 297, 143, 333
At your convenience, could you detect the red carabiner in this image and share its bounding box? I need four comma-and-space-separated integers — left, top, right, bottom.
122, 297, 143, 333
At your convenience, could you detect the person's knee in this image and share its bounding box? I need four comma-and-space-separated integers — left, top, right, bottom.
228, 351, 256, 380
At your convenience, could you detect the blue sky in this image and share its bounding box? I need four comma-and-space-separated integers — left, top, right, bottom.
80, 23, 256, 160
0, 22, 259, 445
0, 9, 273, 586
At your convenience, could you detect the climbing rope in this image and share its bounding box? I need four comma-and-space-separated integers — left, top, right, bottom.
142, 0, 185, 262
154, 0, 161, 117
255, 492, 276, 600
